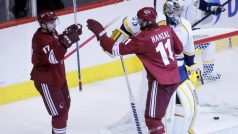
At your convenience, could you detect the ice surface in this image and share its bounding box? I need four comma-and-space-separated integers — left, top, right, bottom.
0, 48, 238, 134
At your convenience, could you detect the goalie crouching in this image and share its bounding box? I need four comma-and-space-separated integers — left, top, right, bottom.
109, 1, 201, 134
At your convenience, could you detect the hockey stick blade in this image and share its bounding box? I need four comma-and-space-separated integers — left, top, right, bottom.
130, 102, 143, 134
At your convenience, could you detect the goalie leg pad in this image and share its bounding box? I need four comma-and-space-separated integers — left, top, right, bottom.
173, 80, 198, 134
164, 92, 176, 134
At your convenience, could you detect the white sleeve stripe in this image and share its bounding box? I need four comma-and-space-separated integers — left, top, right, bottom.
41, 83, 58, 116
112, 42, 121, 57
49, 50, 59, 64
124, 39, 131, 45
99, 30, 107, 37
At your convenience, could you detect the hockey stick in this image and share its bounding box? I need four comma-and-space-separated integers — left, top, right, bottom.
192, 0, 232, 28
120, 56, 143, 134
154, 0, 157, 9
73, 0, 83, 91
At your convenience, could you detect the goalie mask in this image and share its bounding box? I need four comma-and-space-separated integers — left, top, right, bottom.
37, 10, 58, 33
163, 0, 183, 25
137, 7, 158, 30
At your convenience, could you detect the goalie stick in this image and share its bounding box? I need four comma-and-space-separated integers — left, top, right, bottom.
73, 0, 83, 91
120, 56, 143, 134
192, 0, 232, 28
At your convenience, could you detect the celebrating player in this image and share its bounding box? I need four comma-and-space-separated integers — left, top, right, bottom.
87, 7, 183, 134
107, 0, 200, 133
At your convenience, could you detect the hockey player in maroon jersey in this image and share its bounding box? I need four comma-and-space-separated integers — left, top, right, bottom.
30, 10, 82, 134
87, 7, 183, 134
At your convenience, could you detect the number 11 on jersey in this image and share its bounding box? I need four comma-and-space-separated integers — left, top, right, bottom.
156, 39, 175, 66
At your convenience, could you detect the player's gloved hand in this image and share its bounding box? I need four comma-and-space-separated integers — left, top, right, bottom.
58, 30, 80, 49
58, 24, 82, 49
87, 19, 106, 41
66, 24, 82, 35
206, 3, 225, 15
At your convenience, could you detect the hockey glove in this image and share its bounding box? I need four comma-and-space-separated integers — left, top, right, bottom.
59, 24, 82, 49
87, 19, 106, 41
66, 24, 82, 35
58, 30, 79, 49
206, 3, 225, 15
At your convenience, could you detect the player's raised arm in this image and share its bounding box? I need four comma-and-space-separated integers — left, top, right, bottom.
87, 19, 143, 57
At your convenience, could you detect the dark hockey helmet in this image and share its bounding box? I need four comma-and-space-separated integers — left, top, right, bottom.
137, 7, 157, 23
37, 10, 58, 24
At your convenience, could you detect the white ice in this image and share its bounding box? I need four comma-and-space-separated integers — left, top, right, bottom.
0, 48, 238, 134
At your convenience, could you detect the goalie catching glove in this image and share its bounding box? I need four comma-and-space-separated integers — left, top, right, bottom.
87, 19, 106, 41
59, 24, 82, 49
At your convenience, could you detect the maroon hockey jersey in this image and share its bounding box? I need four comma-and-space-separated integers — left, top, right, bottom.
31, 28, 67, 87
100, 25, 183, 85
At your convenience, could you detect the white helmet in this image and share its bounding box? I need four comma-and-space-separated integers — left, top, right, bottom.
163, 0, 184, 25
